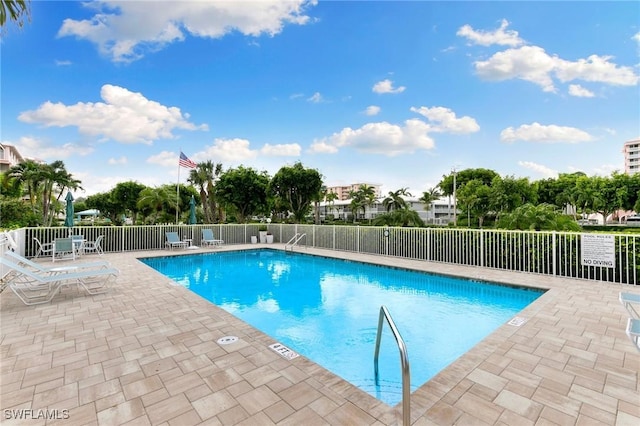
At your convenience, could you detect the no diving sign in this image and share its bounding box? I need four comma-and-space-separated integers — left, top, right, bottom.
581, 234, 615, 268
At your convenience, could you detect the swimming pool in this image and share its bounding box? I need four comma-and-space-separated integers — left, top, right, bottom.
141, 249, 543, 406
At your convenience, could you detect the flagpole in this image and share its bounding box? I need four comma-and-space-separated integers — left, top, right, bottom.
176, 151, 181, 224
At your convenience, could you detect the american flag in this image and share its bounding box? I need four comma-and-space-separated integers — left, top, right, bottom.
179, 151, 197, 168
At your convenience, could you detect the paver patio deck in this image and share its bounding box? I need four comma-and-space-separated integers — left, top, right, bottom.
1, 245, 639, 425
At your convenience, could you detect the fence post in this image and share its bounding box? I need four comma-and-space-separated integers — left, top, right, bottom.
480, 230, 484, 268
552, 231, 557, 276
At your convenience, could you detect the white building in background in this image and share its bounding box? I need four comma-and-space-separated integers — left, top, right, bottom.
623, 138, 640, 175
0, 143, 24, 173
318, 196, 457, 225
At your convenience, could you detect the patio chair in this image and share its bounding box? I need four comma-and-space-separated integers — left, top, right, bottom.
201, 229, 224, 248
165, 232, 188, 250
0, 255, 119, 305
619, 292, 640, 319
625, 318, 640, 352
53, 238, 76, 262
33, 237, 54, 259
83, 235, 104, 256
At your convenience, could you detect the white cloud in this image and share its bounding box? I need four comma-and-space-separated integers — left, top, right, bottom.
199, 138, 258, 162
308, 140, 338, 154
55, 60, 72, 66
372, 79, 406, 94
364, 105, 381, 116
108, 156, 127, 165
554, 54, 639, 86
517, 161, 558, 178
260, 143, 301, 156
410, 106, 480, 134
18, 84, 208, 144
57, 1, 317, 63
474, 46, 558, 92
568, 84, 594, 98
501, 122, 593, 144
311, 119, 434, 156
472, 46, 638, 93
307, 92, 323, 103
147, 150, 178, 167
457, 19, 524, 47
12, 136, 94, 161
289, 93, 304, 100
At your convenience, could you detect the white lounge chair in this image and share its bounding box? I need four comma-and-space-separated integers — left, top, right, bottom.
619, 292, 640, 319
625, 318, 640, 352
165, 232, 188, 250
202, 229, 224, 248
0, 256, 118, 305
33, 237, 54, 259
5, 250, 111, 273
83, 235, 104, 256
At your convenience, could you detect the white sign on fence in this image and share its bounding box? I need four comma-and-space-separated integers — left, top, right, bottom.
581, 234, 615, 268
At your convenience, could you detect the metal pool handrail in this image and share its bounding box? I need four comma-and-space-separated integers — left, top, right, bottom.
374, 305, 410, 426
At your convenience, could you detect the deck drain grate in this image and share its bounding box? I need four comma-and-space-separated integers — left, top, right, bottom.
217, 336, 238, 345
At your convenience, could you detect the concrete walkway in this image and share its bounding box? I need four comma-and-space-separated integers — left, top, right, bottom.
1, 245, 638, 425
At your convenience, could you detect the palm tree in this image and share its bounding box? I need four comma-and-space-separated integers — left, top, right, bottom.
382, 188, 411, 212
313, 185, 327, 225
349, 185, 376, 223
7, 160, 42, 215
137, 186, 178, 224
41, 161, 83, 226
419, 187, 442, 212
325, 191, 339, 220
206, 162, 223, 223
1, 0, 30, 29
188, 163, 210, 222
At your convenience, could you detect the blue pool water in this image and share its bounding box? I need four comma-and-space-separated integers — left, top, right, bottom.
141, 249, 543, 406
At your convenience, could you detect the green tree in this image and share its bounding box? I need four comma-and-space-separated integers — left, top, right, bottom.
490, 175, 537, 220
269, 162, 323, 223
136, 185, 178, 224
382, 188, 411, 212
325, 191, 339, 220
373, 208, 424, 227
86, 192, 121, 224
112, 181, 147, 225
419, 187, 442, 212
1, 0, 30, 29
348, 184, 376, 223
456, 179, 493, 228
497, 203, 581, 231
214, 166, 270, 223
555, 172, 587, 220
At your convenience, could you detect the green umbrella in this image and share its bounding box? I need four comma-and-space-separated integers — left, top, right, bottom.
64, 192, 74, 228
189, 195, 197, 225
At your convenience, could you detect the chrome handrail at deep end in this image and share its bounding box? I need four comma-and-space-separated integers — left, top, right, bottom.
374, 305, 411, 426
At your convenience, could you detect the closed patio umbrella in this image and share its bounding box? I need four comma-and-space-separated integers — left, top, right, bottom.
64, 192, 74, 229
189, 195, 197, 225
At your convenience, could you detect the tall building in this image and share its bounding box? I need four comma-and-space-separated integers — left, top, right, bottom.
325, 183, 381, 201
623, 138, 640, 175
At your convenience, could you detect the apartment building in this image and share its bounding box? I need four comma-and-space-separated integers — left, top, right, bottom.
0, 143, 24, 173
325, 183, 381, 201
623, 138, 640, 175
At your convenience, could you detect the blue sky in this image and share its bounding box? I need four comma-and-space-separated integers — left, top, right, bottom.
2, 0, 639, 198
